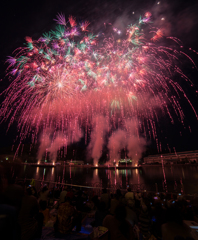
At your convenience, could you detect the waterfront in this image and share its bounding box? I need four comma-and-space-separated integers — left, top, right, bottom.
19, 164, 198, 194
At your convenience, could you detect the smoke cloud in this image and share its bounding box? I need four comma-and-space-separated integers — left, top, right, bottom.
107, 118, 146, 166
108, 129, 127, 164
125, 119, 146, 165
37, 121, 83, 162
88, 116, 109, 166
37, 129, 52, 162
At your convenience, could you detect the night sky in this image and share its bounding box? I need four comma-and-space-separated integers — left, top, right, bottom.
0, 0, 198, 158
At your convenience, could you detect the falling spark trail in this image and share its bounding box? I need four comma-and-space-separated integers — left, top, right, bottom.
0, 12, 197, 164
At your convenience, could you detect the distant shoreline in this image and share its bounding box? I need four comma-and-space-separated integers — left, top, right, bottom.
20, 162, 198, 168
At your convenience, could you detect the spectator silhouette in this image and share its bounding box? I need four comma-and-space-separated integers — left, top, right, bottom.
161, 206, 193, 240
95, 201, 108, 227
18, 186, 43, 240
103, 203, 134, 240
39, 200, 50, 226
0, 165, 19, 240
59, 186, 67, 204
39, 185, 49, 202
100, 188, 110, 210
55, 196, 81, 235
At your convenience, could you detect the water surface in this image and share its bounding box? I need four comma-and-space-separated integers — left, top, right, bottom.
19, 165, 198, 194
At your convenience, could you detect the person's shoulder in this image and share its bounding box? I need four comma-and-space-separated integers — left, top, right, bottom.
6, 184, 23, 193
14, 183, 23, 190
30, 195, 38, 202
161, 222, 171, 231
103, 214, 114, 221
43, 208, 50, 214
103, 214, 114, 226
59, 202, 66, 207
125, 192, 129, 197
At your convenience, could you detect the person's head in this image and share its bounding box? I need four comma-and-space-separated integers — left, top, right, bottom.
65, 196, 72, 204
68, 187, 73, 192
39, 200, 47, 210
63, 185, 67, 191
116, 189, 122, 197
26, 186, 33, 196
155, 201, 163, 210
102, 188, 107, 194
114, 204, 126, 221
42, 185, 48, 193
127, 187, 131, 192
141, 204, 148, 212
98, 201, 106, 211
92, 195, 99, 206
166, 206, 183, 225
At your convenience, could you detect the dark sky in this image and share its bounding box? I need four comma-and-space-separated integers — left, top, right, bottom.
0, 0, 198, 156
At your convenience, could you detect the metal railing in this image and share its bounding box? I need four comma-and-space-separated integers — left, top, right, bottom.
15, 177, 186, 197
15, 177, 150, 195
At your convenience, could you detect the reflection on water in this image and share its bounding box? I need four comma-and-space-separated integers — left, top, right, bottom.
18, 165, 198, 194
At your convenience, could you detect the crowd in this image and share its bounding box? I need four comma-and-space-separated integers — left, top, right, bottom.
0, 164, 198, 240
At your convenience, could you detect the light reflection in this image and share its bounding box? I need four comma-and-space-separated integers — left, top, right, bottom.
28, 164, 198, 193
182, 168, 185, 179
180, 178, 184, 194
51, 167, 55, 181
92, 168, 99, 183
161, 157, 168, 192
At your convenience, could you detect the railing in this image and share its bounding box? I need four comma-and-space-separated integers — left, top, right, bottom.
15, 177, 150, 195
15, 177, 185, 197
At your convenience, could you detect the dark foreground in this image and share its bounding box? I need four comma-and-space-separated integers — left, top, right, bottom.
1, 171, 198, 240
2, 162, 198, 239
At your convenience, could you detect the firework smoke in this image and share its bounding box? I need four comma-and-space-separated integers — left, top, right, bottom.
108, 118, 146, 166
38, 122, 83, 162
88, 116, 109, 166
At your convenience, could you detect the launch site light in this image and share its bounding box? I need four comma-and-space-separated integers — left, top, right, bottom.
6, 157, 8, 160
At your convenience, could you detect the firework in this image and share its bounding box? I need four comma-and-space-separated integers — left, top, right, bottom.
1, 12, 197, 162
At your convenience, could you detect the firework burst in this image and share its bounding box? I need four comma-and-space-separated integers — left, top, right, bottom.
1, 12, 197, 161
